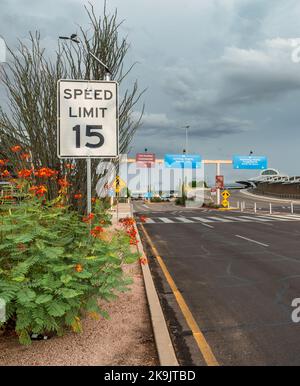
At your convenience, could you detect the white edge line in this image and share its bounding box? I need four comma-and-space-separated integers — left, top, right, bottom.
201, 223, 214, 229
235, 234, 269, 247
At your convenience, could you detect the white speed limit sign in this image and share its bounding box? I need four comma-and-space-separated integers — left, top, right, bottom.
57, 79, 119, 158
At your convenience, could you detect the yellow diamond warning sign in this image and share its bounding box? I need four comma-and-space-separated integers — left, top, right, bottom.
112, 176, 126, 193
221, 190, 230, 199
222, 199, 229, 208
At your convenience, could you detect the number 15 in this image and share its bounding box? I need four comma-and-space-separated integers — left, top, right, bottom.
72, 125, 104, 148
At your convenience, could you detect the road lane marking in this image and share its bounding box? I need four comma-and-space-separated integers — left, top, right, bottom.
141, 224, 219, 366
235, 234, 269, 247
222, 216, 252, 222
260, 215, 298, 221
241, 216, 272, 222
191, 217, 214, 223
145, 218, 155, 224
200, 223, 214, 229
175, 217, 194, 223
159, 217, 174, 223
206, 216, 233, 222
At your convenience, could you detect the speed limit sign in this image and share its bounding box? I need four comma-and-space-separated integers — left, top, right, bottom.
57, 79, 119, 158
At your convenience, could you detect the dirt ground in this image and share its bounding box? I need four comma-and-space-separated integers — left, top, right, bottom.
0, 262, 158, 366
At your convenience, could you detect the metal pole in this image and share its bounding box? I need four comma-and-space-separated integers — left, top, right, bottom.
254, 202, 257, 214
269, 202, 272, 214
185, 127, 188, 154
216, 163, 221, 205
87, 158, 92, 215
291, 202, 294, 214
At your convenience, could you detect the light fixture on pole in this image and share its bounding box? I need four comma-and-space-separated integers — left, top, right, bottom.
182, 125, 190, 154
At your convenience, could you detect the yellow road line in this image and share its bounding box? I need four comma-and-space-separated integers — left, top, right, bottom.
141, 224, 219, 366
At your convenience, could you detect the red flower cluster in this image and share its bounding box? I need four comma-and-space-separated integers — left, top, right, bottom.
119, 217, 138, 246
58, 178, 71, 188
0, 170, 10, 178
11, 145, 21, 153
74, 193, 82, 200
90, 225, 104, 238
82, 213, 95, 223
0, 159, 8, 167
20, 153, 31, 161
29, 185, 47, 197
140, 216, 147, 223
18, 168, 33, 179
35, 167, 58, 179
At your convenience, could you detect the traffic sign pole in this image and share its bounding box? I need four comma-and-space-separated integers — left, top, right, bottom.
87, 158, 92, 215
216, 163, 221, 205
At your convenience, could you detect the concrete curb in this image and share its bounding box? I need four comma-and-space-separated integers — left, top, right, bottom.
240, 189, 300, 204
130, 203, 179, 366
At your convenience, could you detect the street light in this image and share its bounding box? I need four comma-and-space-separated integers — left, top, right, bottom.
182, 125, 190, 154
59, 34, 112, 80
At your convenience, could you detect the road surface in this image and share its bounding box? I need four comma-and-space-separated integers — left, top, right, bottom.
134, 200, 300, 365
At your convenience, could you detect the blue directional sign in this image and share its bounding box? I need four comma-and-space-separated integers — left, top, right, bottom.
233, 156, 267, 170
144, 192, 153, 198
164, 154, 202, 169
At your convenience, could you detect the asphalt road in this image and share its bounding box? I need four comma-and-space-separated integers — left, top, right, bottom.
134, 200, 300, 366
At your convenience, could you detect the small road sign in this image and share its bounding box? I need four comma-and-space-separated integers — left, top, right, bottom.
57, 79, 119, 158
136, 153, 156, 168
216, 175, 224, 189
222, 199, 229, 208
222, 190, 230, 199
112, 176, 126, 193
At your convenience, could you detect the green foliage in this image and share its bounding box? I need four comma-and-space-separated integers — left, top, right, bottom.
0, 199, 138, 344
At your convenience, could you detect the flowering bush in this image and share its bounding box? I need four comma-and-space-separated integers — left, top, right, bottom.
0, 151, 138, 344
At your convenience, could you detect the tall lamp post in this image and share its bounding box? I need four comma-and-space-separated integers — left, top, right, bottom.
182, 125, 190, 154
59, 34, 112, 215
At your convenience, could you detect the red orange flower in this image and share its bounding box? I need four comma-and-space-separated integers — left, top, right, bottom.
90, 225, 104, 238
0, 159, 8, 167
18, 168, 33, 179
66, 163, 75, 170
82, 213, 95, 223
74, 193, 82, 199
140, 216, 147, 223
35, 167, 58, 179
20, 153, 31, 161
11, 145, 21, 153
75, 264, 83, 272
29, 185, 47, 197
58, 178, 71, 187
1, 170, 10, 178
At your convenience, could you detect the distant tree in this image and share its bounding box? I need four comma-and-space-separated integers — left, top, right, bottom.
0, 2, 144, 211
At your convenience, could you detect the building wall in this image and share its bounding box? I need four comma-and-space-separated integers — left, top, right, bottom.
255, 182, 300, 199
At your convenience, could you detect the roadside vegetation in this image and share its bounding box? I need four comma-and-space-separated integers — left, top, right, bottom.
0, 154, 139, 345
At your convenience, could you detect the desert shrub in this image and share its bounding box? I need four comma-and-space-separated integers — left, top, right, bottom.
0, 189, 138, 345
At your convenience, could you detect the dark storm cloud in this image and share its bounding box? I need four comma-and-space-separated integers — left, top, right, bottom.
2, 0, 300, 179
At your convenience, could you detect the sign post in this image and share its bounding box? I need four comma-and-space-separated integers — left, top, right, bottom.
57, 79, 119, 214
136, 153, 156, 201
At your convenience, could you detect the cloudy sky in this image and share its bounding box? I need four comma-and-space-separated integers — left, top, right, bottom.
1, 0, 300, 183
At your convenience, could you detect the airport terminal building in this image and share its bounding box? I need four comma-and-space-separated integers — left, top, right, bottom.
237, 169, 300, 200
